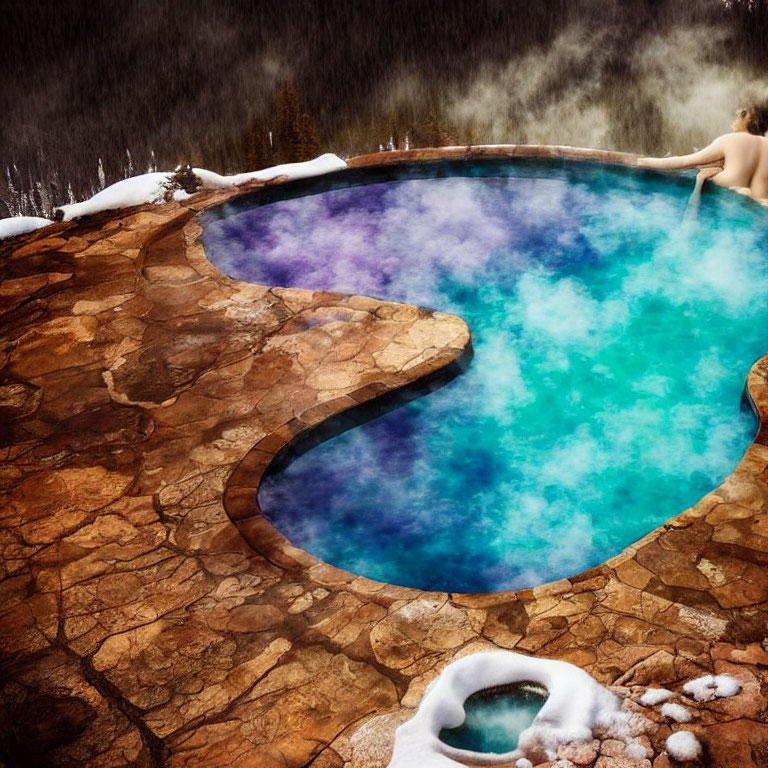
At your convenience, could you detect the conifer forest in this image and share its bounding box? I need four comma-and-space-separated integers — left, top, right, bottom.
2, 0, 768, 217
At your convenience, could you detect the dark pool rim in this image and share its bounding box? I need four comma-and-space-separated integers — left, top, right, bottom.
188, 144, 768, 600
199, 143, 767, 226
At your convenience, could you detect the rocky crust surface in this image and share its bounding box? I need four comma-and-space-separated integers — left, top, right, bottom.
1, 147, 768, 768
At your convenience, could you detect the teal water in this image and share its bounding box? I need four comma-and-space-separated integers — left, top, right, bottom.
201, 160, 768, 592
439, 683, 549, 754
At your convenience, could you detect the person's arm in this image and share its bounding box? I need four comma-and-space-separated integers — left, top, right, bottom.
636, 137, 726, 170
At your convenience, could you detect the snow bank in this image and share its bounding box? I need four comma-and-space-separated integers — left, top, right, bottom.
191, 153, 346, 189
661, 702, 692, 723
683, 674, 741, 702
1, 154, 347, 240
56, 172, 172, 221
0, 215, 52, 240
54, 154, 347, 222
388, 650, 631, 767
666, 730, 702, 761
640, 688, 675, 707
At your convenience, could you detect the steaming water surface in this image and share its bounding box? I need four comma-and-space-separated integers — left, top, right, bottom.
201, 160, 768, 592
439, 683, 549, 754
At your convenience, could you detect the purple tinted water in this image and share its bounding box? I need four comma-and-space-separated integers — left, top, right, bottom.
200, 160, 768, 591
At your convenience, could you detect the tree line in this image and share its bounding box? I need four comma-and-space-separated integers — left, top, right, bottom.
2, 0, 767, 218
1, 81, 468, 218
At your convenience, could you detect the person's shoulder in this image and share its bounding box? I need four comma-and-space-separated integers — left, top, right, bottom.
716, 131, 758, 148
723, 131, 763, 142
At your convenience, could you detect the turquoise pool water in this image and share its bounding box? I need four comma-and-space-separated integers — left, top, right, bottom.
201, 159, 768, 592
439, 682, 549, 754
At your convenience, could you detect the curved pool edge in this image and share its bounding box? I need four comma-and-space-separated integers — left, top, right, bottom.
183, 214, 472, 598
189, 144, 768, 607
222, 320, 474, 582
345, 143, 641, 170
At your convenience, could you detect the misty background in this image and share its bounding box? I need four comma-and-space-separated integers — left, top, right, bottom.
2, 0, 768, 218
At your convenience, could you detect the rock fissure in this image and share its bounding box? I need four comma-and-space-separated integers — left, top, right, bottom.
78, 652, 169, 767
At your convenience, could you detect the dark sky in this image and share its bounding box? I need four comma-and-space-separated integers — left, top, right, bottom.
1, 0, 767, 214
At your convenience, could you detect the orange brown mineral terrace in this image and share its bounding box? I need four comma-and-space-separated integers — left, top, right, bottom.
2, 147, 768, 768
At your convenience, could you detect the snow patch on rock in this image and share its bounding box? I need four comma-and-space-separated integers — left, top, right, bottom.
661, 702, 692, 723
0, 215, 53, 240
56, 171, 172, 220
625, 740, 648, 759
683, 673, 741, 702
387, 650, 637, 767
640, 687, 676, 707
53, 153, 347, 222
666, 730, 702, 761
190, 153, 346, 189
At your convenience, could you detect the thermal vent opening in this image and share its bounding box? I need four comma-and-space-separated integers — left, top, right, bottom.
439, 681, 549, 754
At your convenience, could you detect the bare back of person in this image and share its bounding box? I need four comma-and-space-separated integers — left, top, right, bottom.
637, 103, 768, 205
710, 132, 768, 200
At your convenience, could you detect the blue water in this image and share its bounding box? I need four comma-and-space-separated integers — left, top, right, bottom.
439, 683, 549, 754
200, 159, 768, 592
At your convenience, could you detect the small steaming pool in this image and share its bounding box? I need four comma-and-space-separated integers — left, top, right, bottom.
439, 682, 549, 754
200, 158, 768, 592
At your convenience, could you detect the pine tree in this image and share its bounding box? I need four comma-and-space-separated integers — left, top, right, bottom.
270, 82, 324, 164
244, 120, 274, 170
296, 112, 321, 161
274, 83, 302, 163
414, 109, 455, 148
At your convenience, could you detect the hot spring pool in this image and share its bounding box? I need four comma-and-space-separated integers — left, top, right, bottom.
200, 158, 768, 592
438, 682, 549, 754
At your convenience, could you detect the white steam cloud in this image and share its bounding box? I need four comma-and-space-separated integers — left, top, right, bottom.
383, 25, 768, 154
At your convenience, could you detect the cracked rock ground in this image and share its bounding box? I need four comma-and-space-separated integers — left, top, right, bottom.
2, 148, 768, 768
